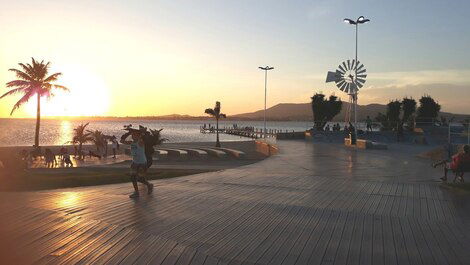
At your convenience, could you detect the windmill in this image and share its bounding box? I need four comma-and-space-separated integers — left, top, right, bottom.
326, 59, 367, 125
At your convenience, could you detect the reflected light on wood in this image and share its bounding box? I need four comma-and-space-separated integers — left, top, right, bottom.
57, 192, 80, 208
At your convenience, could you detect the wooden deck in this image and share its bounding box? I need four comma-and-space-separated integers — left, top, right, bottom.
1, 141, 469, 264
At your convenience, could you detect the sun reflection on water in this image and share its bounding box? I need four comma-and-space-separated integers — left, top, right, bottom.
58, 120, 73, 145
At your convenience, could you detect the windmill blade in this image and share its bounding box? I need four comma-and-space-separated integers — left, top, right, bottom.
357, 68, 366, 74
338, 64, 346, 73
347, 59, 351, 70
356, 74, 367, 78
336, 70, 344, 79
356, 78, 366, 84
342, 61, 348, 72
342, 83, 348, 93
356, 64, 365, 71
351, 59, 357, 70
337, 80, 346, 89
339, 81, 347, 91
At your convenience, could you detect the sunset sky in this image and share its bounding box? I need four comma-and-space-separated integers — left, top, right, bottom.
0, 0, 469, 118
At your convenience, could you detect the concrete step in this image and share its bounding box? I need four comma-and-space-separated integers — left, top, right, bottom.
216, 148, 246, 159
158, 148, 189, 160
196, 148, 228, 159
180, 148, 209, 159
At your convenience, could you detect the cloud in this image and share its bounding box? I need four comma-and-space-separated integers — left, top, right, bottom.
368, 69, 470, 87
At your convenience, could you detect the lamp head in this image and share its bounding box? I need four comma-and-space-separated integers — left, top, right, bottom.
343, 18, 356, 25
357, 16, 370, 24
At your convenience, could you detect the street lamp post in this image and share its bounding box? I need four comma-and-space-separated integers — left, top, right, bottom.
259, 66, 274, 139
343, 16, 370, 139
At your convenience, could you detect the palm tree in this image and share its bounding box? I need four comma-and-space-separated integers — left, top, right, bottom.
149, 128, 168, 145
205, 101, 226, 147
0, 58, 68, 148
87, 129, 106, 153
70, 123, 92, 159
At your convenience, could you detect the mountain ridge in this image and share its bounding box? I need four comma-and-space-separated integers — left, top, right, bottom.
231, 102, 470, 121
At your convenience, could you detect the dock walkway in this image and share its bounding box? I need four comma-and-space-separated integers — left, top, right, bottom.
1, 141, 469, 264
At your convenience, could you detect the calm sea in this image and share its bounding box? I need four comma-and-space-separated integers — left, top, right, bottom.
0, 119, 313, 147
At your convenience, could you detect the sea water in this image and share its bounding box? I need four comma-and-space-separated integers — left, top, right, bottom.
0, 119, 317, 147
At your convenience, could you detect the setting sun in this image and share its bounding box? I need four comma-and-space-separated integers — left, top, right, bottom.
25, 65, 110, 117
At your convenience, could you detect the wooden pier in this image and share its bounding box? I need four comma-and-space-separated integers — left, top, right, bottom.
201, 126, 302, 139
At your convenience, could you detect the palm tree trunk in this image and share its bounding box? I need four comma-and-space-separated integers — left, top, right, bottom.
34, 93, 41, 148
216, 117, 220, 147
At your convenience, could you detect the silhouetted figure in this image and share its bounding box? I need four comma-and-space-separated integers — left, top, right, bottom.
44, 148, 56, 168
366, 116, 373, 132
112, 136, 119, 158
142, 130, 156, 169
63, 149, 73, 167
59, 147, 66, 161
397, 122, 404, 142
348, 122, 356, 145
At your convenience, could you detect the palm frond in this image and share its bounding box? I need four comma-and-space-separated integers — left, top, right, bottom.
6, 80, 32, 88
53, 84, 69, 91
8, 69, 33, 81
219, 113, 227, 118
18, 63, 34, 77
10, 91, 34, 115
205, 108, 216, 116
0, 87, 29, 99
44, 72, 61, 82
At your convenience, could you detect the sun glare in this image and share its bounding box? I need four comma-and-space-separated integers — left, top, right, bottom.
25, 65, 110, 117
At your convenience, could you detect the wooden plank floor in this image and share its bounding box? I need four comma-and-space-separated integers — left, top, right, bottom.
1, 141, 469, 265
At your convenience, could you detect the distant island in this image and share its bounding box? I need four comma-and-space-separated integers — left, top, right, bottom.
3, 101, 469, 122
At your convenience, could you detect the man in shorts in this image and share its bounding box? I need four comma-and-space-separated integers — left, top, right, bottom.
121, 130, 154, 198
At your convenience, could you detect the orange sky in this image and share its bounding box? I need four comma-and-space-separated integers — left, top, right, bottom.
1, 1, 469, 118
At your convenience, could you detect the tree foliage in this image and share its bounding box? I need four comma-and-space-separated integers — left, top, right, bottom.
310, 93, 342, 130
402, 97, 417, 122
205, 101, 226, 147
87, 129, 107, 152
417, 95, 441, 124
375, 100, 402, 130
0, 58, 68, 147
70, 123, 92, 157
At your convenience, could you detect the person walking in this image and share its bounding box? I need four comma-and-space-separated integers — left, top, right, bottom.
121, 130, 154, 198
366, 116, 373, 132
112, 136, 119, 158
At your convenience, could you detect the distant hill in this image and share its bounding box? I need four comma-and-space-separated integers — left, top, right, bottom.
231, 102, 470, 122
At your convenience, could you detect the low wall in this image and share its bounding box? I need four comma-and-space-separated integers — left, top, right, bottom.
255, 140, 279, 156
